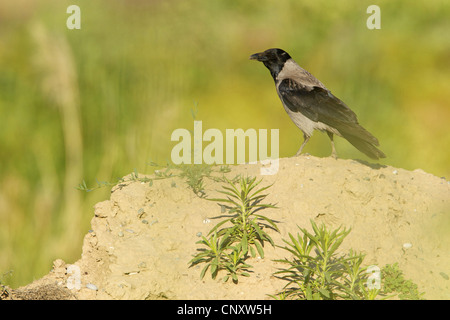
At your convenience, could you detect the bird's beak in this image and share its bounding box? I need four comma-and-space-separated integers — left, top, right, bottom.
249, 52, 266, 61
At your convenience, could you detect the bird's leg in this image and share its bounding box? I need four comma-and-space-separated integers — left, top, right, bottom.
327, 131, 338, 159
295, 133, 310, 156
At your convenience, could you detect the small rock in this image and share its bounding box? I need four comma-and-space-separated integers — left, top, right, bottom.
86, 283, 98, 291
403, 243, 413, 249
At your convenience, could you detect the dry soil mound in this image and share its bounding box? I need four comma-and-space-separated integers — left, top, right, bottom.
8, 156, 450, 299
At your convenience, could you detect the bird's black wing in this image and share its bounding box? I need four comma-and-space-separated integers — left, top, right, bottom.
278, 78, 357, 124
278, 78, 379, 146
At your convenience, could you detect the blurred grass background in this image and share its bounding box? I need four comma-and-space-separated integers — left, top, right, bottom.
0, 0, 449, 288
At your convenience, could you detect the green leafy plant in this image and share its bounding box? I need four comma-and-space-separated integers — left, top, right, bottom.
222, 246, 253, 283
189, 176, 278, 283
177, 164, 212, 197
77, 162, 235, 198
273, 220, 380, 300
76, 168, 156, 192
189, 232, 253, 283
208, 176, 279, 258
381, 263, 425, 300
190, 232, 231, 280
341, 249, 381, 300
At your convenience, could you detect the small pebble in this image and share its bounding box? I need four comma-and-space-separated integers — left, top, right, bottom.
141, 219, 149, 224
196, 232, 202, 237
86, 283, 98, 291
118, 231, 124, 237
393, 169, 398, 175
439, 272, 449, 280
203, 219, 211, 224
403, 243, 413, 249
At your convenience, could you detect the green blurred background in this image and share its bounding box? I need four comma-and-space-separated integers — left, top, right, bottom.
0, 0, 449, 288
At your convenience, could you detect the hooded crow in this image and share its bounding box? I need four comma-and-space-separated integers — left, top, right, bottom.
250, 48, 386, 160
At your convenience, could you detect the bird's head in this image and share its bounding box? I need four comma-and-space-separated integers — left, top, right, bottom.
250, 48, 292, 78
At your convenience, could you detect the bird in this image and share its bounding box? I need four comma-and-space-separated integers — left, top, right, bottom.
250, 48, 386, 160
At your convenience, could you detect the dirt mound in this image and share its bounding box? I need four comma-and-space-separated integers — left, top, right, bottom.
7, 156, 450, 299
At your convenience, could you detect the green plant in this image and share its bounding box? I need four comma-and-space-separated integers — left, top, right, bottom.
76, 168, 155, 192
341, 249, 381, 300
188, 232, 253, 283
189, 232, 230, 280
273, 220, 379, 300
222, 246, 253, 283
381, 263, 425, 300
208, 176, 279, 258
177, 164, 212, 197
77, 162, 235, 198
189, 176, 278, 283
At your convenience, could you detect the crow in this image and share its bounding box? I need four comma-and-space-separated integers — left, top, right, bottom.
250, 48, 385, 160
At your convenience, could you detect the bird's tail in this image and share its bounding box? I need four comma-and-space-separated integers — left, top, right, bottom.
340, 130, 386, 160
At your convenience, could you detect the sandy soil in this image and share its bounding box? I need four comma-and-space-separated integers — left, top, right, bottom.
5, 156, 450, 299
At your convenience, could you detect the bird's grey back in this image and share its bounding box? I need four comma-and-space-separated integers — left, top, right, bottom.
277, 59, 327, 90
